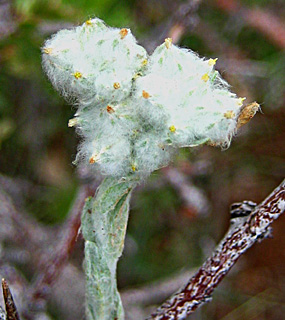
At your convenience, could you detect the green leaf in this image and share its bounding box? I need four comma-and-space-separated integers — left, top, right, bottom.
81, 177, 138, 320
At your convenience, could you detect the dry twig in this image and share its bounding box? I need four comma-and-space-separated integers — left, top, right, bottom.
147, 179, 285, 319
23, 184, 95, 317
162, 167, 210, 217
214, 0, 285, 49
2, 279, 20, 320
143, 0, 202, 51
122, 270, 195, 308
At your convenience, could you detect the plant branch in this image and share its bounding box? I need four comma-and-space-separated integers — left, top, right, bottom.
23, 184, 96, 317
214, 0, 285, 49
147, 179, 285, 319
168, 0, 202, 43
162, 167, 210, 217
122, 269, 195, 308
143, 0, 202, 51
2, 278, 20, 320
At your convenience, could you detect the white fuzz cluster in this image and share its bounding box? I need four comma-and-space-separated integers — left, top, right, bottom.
42, 18, 246, 177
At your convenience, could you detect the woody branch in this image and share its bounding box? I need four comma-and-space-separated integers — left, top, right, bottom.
148, 179, 285, 320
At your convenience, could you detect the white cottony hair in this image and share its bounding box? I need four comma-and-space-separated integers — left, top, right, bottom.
42, 18, 245, 177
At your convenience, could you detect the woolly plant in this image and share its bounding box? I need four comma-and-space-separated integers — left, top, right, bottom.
42, 17, 257, 320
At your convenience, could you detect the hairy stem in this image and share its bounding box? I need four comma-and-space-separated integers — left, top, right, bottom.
81, 177, 138, 320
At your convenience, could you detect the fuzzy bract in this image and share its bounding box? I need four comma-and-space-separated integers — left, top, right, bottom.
42, 18, 245, 177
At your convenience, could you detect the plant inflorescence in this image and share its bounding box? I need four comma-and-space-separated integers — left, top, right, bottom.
42, 18, 246, 178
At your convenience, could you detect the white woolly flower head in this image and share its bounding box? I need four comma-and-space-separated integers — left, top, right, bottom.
42, 19, 254, 178
42, 18, 147, 105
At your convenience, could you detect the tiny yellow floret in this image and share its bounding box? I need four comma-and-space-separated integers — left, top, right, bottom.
142, 59, 148, 66
73, 71, 82, 79
85, 19, 93, 26
142, 90, 150, 99
106, 105, 115, 114
119, 28, 128, 39
113, 82, 120, 89
224, 111, 235, 119
237, 97, 246, 106
89, 156, 96, 164
201, 73, 209, 82
43, 47, 52, 54
68, 118, 78, 127
133, 73, 142, 80
169, 125, 176, 133
131, 164, 136, 172
208, 58, 218, 66
165, 38, 172, 49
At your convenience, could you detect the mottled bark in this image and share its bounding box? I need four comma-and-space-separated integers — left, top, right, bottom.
2, 279, 20, 320
148, 179, 285, 320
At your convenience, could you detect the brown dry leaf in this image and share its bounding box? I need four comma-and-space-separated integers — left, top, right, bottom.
237, 102, 260, 129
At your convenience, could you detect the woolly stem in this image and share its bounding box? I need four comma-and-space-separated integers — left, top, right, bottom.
81, 177, 138, 320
